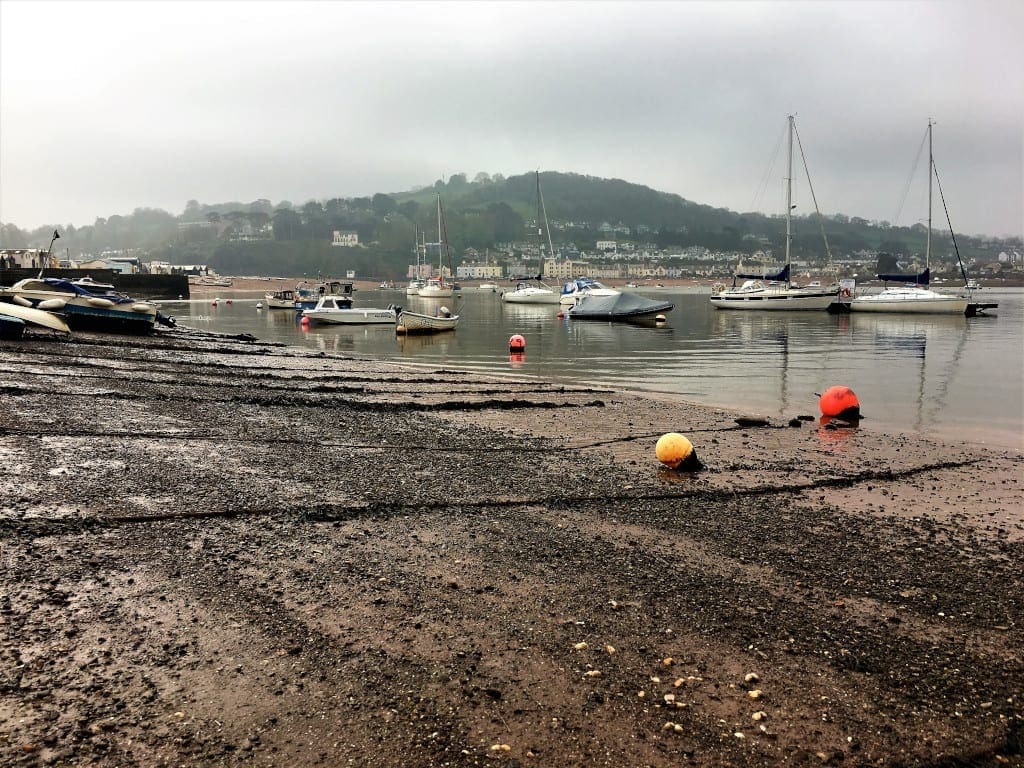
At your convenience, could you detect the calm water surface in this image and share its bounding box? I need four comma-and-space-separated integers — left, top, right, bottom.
164, 286, 1024, 450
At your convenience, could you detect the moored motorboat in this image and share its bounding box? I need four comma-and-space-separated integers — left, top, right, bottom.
301, 294, 397, 325
396, 305, 459, 333
0, 277, 159, 332
264, 288, 296, 308
294, 279, 354, 311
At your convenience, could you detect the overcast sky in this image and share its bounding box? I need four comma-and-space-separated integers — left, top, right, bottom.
1, 0, 1022, 238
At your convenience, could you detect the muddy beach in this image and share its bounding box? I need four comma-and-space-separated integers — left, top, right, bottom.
1, 325, 1022, 767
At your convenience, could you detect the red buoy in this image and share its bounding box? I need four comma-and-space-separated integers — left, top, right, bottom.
509, 334, 526, 352
818, 386, 861, 419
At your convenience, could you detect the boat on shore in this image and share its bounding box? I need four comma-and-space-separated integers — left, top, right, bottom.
190, 275, 233, 287
0, 276, 162, 333
0, 299, 72, 338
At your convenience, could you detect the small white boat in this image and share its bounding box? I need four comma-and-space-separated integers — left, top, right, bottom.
397, 306, 459, 333
302, 294, 397, 325
479, 283, 498, 292
405, 279, 425, 296
501, 282, 559, 304
417, 277, 454, 299
967, 278, 982, 290
264, 288, 296, 309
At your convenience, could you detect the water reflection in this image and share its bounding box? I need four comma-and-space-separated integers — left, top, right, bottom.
163, 288, 1023, 448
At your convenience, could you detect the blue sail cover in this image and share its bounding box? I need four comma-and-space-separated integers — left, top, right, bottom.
876, 268, 929, 285
735, 264, 790, 282
41, 278, 133, 304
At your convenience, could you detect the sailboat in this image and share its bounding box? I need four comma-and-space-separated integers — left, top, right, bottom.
850, 120, 968, 315
418, 194, 455, 299
710, 115, 839, 311
501, 172, 560, 305
406, 228, 426, 296
398, 194, 460, 333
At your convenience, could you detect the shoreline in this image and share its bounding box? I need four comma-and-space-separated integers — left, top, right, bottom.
2, 327, 1021, 766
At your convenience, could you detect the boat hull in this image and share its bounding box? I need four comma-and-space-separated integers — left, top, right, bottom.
417, 287, 454, 299
397, 310, 459, 333
849, 296, 968, 315
1, 280, 157, 332
710, 290, 836, 311
302, 309, 396, 325
0, 301, 72, 334
501, 289, 559, 304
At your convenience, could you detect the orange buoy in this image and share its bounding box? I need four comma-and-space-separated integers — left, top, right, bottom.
300, 315, 310, 326
509, 334, 526, 352
655, 432, 703, 471
818, 386, 861, 419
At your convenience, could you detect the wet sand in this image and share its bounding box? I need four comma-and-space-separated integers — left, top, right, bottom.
1, 326, 1022, 767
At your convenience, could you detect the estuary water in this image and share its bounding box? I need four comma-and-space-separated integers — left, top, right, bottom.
163, 286, 1024, 451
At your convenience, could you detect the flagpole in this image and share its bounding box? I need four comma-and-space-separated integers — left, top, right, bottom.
39, 230, 60, 278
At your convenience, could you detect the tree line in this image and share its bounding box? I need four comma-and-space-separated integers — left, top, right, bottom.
2, 172, 1018, 279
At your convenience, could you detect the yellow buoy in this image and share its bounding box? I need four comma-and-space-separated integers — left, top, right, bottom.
655, 432, 702, 471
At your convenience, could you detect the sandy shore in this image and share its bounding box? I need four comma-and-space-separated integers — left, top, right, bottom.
1, 326, 1022, 767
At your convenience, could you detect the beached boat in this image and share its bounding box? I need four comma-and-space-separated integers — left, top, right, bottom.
191, 275, 232, 287
849, 120, 969, 316
502, 172, 560, 305
710, 115, 838, 312
558, 277, 619, 306
397, 305, 459, 333
0, 277, 160, 332
565, 291, 674, 324
302, 294, 397, 325
0, 300, 72, 338
479, 283, 498, 292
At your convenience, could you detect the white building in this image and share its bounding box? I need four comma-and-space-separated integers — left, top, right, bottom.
456, 262, 504, 280
332, 230, 359, 247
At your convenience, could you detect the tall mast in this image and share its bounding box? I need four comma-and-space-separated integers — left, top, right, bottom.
436, 193, 443, 277
926, 118, 933, 270
785, 114, 793, 268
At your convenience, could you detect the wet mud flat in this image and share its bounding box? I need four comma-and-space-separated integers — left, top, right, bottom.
1, 327, 1022, 767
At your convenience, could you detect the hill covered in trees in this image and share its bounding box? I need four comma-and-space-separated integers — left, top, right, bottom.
2, 171, 1018, 280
